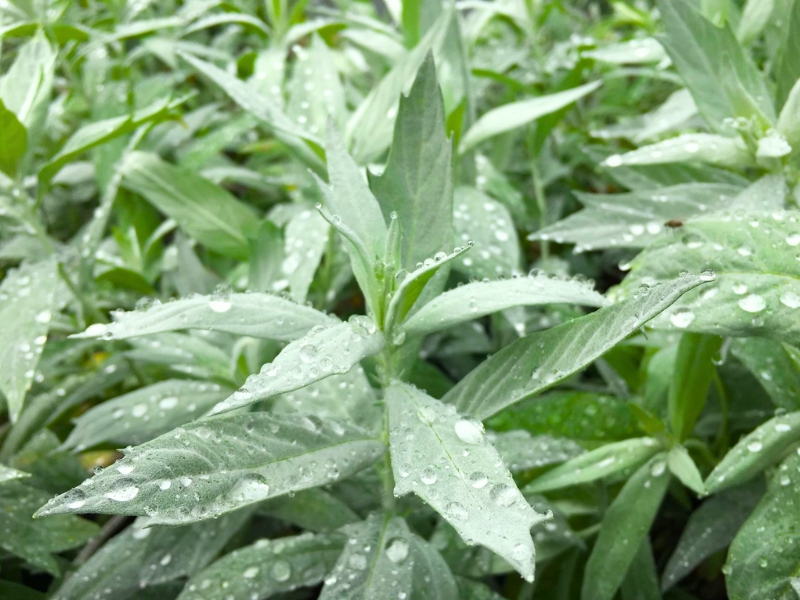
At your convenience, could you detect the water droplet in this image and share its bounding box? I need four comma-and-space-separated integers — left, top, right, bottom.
787, 233, 800, 247
348, 553, 368, 570
670, 308, 695, 328
209, 300, 232, 313
732, 283, 748, 295
105, 480, 140, 502
780, 291, 800, 309
738, 294, 766, 313
747, 440, 763, 452
160, 554, 172, 566
243, 566, 259, 578
605, 154, 623, 167
386, 538, 409, 563
271, 560, 292, 581
470, 472, 489, 489
454, 419, 484, 445
229, 474, 270, 502
420, 468, 437, 485
650, 461, 666, 477
446, 501, 468, 521
490, 483, 518, 507
158, 396, 178, 410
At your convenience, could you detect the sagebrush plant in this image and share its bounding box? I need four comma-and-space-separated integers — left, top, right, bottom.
1, 0, 799, 598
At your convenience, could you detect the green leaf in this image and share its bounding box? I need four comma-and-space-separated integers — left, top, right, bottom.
248, 221, 285, 293
774, 0, 800, 109
524, 437, 661, 493
319, 513, 414, 600
618, 211, 800, 345
593, 89, 698, 144
402, 273, 607, 337
581, 454, 671, 600
287, 36, 347, 132
61, 380, 233, 452
731, 338, 800, 411
656, 0, 775, 130
178, 532, 343, 600
583, 38, 666, 64
669, 333, 722, 440
282, 207, 330, 303
705, 410, 800, 494
259, 488, 360, 532
444, 275, 709, 420
36, 413, 384, 525
208, 316, 385, 415
73, 292, 335, 342
490, 431, 584, 473
369, 53, 454, 272
0, 98, 26, 177
662, 481, 764, 590
533, 183, 743, 252
409, 533, 459, 600
603, 134, 752, 170
0, 481, 98, 575
621, 540, 662, 600
667, 446, 706, 495
459, 81, 601, 153
182, 12, 270, 37
777, 77, 800, 148
0, 464, 30, 483
737, 0, 775, 44
0, 259, 58, 422
386, 383, 548, 581
726, 450, 800, 600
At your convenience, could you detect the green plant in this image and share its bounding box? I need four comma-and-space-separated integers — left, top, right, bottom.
1, 0, 799, 599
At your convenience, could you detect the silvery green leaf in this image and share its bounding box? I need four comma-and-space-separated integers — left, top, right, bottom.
618, 211, 800, 345
620, 540, 662, 600
346, 7, 453, 163
603, 134, 752, 169
61, 380, 233, 452
0, 99, 26, 177
489, 431, 584, 473
582, 454, 671, 600
319, 513, 413, 600
667, 445, 706, 495
592, 89, 698, 144
526, 496, 584, 562
249, 221, 285, 293
524, 438, 661, 493
409, 533, 459, 600
386, 383, 548, 581
705, 411, 800, 494
208, 317, 385, 415
182, 12, 269, 37
287, 36, 347, 133
72, 292, 335, 342
402, 273, 607, 337
0, 259, 58, 421
0, 464, 30, 483
1, 481, 98, 575
737, 0, 775, 45
731, 338, 800, 411
36, 413, 385, 525
459, 81, 601, 153
451, 187, 519, 279
445, 275, 708, 419
532, 183, 742, 252
250, 47, 285, 106
777, 77, 800, 148
281, 207, 330, 303
369, 54, 453, 273
259, 488, 360, 532
125, 333, 233, 383
662, 481, 764, 590
582, 37, 666, 64
669, 333, 722, 442
177, 532, 343, 600
725, 450, 800, 600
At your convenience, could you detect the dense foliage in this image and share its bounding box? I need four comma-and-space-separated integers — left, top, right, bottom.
1, 0, 799, 598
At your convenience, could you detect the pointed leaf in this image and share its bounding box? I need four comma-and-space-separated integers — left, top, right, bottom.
621, 540, 662, 600
403, 272, 606, 337
287, 36, 347, 132
409, 533, 459, 600
445, 275, 709, 419
259, 488, 360, 532
387, 383, 548, 581
583, 38, 666, 64
669, 333, 722, 441
208, 316, 385, 415
282, 207, 330, 303
732, 338, 800, 411
73, 292, 335, 342
582, 454, 671, 600
490, 431, 584, 473
0, 98, 26, 177
36, 413, 385, 526
667, 446, 706, 495
603, 134, 752, 170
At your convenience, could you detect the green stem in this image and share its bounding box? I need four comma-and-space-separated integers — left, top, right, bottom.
378, 349, 397, 513
531, 158, 549, 260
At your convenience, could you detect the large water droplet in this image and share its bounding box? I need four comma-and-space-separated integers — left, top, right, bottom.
780, 291, 800, 309
272, 560, 292, 581
209, 299, 232, 313
454, 419, 484, 445
229, 474, 270, 502
446, 501, 468, 521
670, 308, 695, 329
105, 480, 140, 502
386, 538, 410, 563
420, 468, 437, 485
738, 294, 766, 313
747, 440, 763, 452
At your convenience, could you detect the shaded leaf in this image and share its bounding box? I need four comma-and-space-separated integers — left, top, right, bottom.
0, 98, 26, 177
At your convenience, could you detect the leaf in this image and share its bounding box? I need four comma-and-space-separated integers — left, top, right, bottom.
61, 380, 233, 452
532, 183, 743, 252
282, 207, 330, 303
669, 334, 722, 441
124, 333, 232, 382
36, 413, 385, 526
656, 0, 775, 131
248, 221, 285, 293
667, 446, 706, 495
0, 98, 26, 177
73, 292, 335, 342
593, 89, 698, 144
774, 0, 800, 109
583, 38, 666, 64
402, 272, 607, 337
524, 437, 661, 493
0, 259, 58, 421
731, 338, 800, 411
177, 531, 342, 600
618, 211, 800, 345
451, 187, 520, 279
705, 410, 800, 494
777, 77, 800, 149
0, 481, 98, 575
0, 464, 30, 483
603, 134, 752, 170
409, 533, 459, 600
725, 450, 800, 600
581, 454, 671, 600
620, 540, 662, 600
346, 7, 453, 163
662, 481, 764, 590
444, 275, 709, 420
0, 34, 55, 140
119, 151, 259, 259
369, 53, 454, 272
490, 431, 584, 473
459, 81, 601, 153
259, 488, 360, 532
737, 0, 775, 45
208, 316, 385, 415
386, 383, 548, 581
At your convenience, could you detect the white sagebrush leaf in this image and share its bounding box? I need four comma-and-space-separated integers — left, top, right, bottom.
603, 134, 752, 169
387, 382, 548, 582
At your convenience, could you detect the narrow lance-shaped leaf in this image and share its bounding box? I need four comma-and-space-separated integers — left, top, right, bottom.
667, 445, 706, 496
726, 450, 800, 600
0, 259, 58, 422
319, 513, 414, 600
445, 274, 710, 420
620, 540, 662, 600
0, 465, 30, 483
178, 532, 343, 600
387, 383, 549, 581
490, 431, 583, 473
603, 134, 752, 170
524, 438, 662, 494
208, 316, 385, 415
705, 410, 800, 494
72, 292, 335, 342
282, 207, 330, 303
731, 337, 800, 411
582, 454, 671, 600
402, 272, 607, 337
408, 533, 459, 600
459, 81, 601, 153
35, 413, 385, 526
669, 333, 722, 441
0, 98, 26, 177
